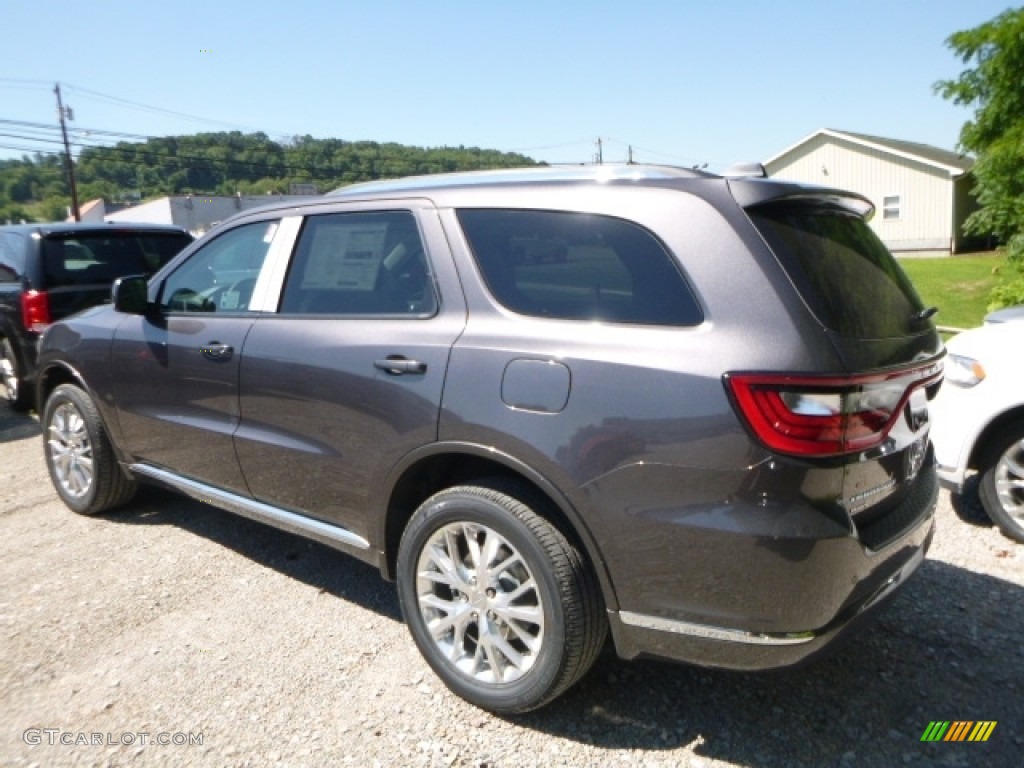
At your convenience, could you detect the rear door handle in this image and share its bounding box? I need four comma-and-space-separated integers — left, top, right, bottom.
374, 356, 427, 375
200, 342, 234, 361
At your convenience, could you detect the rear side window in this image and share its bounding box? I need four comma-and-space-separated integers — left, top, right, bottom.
457, 209, 702, 326
748, 204, 925, 338
42, 231, 192, 288
280, 211, 436, 316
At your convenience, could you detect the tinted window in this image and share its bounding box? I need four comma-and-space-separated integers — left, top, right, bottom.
160, 220, 277, 313
457, 209, 702, 326
748, 204, 925, 338
280, 211, 436, 316
0, 232, 26, 283
41, 231, 192, 288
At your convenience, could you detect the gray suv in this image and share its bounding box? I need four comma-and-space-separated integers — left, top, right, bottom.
35, 165, 943, 713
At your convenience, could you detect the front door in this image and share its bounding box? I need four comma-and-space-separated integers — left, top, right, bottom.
111, 218, 296, 493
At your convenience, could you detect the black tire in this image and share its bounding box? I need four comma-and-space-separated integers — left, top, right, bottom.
0, 338, 31, 412
979, 422, 1024, 544
42, 384, 137, 515
396, 481, 606, 713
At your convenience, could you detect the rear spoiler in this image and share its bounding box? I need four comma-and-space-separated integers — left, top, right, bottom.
727, 179, 875, 220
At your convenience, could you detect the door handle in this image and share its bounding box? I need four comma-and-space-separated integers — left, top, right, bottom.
200, 342, 234, 361
374, 356, 427, 375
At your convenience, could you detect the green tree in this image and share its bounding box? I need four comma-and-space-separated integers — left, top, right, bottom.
936, 7, 1024, 262
4, 133, 539, 209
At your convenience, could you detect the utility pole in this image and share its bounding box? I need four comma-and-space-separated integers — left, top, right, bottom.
54, 83, 81, 221
595, 137, 603, 165
628, 145, 634, 165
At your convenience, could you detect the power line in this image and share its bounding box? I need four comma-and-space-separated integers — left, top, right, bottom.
62, 83, 296, 141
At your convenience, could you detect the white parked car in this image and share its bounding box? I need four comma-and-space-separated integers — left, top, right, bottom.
931, 318, 1024, 542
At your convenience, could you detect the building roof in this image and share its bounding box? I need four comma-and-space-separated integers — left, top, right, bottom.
764, 128, 974, 176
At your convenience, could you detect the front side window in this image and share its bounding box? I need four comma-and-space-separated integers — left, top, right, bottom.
160, 220, 278, 313
457, 209, 702, 326
280, 211, 436, 316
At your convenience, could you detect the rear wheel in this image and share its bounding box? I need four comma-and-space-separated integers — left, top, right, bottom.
396, 481, 606, 713
42, 384, 137, 515
0, 338, 31, 411
978, 422, 1024, 543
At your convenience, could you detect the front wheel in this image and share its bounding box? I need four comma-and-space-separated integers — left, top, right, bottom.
42, 384, 137, 515
979, 422, 1024, 543
396, 482, 606, 713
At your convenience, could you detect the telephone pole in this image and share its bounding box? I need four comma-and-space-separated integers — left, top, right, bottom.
595, 137, 603, 165
54, 83, 81, 221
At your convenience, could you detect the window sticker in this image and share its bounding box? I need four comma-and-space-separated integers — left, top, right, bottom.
301, 222, 390, 292
220, 290, 240, 310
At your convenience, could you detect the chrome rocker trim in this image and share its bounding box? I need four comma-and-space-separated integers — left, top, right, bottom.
128, 463, 370, 550
618, 612, 815, 646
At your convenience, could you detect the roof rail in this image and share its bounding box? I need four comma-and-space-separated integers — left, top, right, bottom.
328, 163, 710, 196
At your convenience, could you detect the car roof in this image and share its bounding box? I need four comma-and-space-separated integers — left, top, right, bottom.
327, 164, 717, 197
0, 221, 191, 236
193, 163, 872, 226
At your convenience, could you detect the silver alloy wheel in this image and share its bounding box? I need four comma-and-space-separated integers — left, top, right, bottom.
415, 521, 545, 684
47, 402, 95, 499
994, 437, 1024, 522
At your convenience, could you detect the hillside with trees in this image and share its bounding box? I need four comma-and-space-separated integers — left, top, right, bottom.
0, 132, 541, 223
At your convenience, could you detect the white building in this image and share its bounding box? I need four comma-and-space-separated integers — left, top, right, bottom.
104, 194, 314, 236
764, 129, 979, 254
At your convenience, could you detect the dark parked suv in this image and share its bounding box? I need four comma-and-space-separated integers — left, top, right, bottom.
35, 165, 943, 712
0, 222, 193, 410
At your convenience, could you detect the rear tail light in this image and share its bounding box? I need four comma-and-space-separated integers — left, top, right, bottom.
725, 364, 942, 457
21, 290, 52, 333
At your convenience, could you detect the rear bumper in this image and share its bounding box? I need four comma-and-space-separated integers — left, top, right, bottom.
602, 463, 938, 670
608, 522, 931, 669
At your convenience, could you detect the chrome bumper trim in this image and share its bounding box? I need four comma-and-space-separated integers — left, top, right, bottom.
128, 463, 370, 550
618, 611, 816, 646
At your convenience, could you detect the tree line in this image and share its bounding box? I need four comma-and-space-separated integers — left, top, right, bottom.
0, 132, 540, 223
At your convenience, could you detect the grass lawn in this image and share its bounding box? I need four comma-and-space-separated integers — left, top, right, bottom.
897, 252, 1006, 331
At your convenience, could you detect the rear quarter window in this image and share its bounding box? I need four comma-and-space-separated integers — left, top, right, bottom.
0, 232, 27, 283
747, 204, 925, 339
42, 232, 192, 288
457, 209, 702, 326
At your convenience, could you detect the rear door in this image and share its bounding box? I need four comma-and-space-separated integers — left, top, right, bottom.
111, 218, 298, 493
234, 204, 465, 540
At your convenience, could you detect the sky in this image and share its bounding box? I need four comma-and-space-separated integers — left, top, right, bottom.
0, 0, 1016, 173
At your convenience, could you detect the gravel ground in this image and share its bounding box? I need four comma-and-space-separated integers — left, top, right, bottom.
2, 405, 1022, 768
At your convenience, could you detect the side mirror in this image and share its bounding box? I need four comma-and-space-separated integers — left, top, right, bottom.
112, 275, 150, 314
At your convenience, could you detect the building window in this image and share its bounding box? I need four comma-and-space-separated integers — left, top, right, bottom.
882, 195, 902, 221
